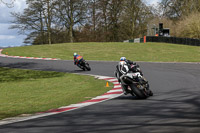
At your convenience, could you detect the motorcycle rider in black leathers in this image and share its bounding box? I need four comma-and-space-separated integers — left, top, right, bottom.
115, 57, 152, 95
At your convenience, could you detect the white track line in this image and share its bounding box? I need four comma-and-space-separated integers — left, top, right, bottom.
0, 75, 123, 126
0, 49, 123, 125
0, 49, 59, 61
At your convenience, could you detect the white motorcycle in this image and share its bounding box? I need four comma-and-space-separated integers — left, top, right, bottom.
120, 71, 153, 99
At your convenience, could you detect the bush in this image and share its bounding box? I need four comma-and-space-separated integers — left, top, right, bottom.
177, 12, 200, 39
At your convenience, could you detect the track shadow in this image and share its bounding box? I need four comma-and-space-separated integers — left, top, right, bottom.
0, 89, 200, 133
0, 62, 37, 69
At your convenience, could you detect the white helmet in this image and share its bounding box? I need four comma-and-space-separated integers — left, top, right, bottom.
73, 53, 77, 56
120, 57, 126, 61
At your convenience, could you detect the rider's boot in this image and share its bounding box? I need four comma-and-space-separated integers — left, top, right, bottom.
121, 84, 129, 95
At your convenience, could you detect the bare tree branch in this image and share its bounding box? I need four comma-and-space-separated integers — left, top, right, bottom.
0, 0, 16, 8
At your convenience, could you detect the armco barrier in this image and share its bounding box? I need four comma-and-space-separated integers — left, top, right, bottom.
146, 36, 200, 46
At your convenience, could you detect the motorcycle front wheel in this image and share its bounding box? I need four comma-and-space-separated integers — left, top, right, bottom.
85, 64, 91, 71
130, 84, 148, 99
84, 62, 91, 71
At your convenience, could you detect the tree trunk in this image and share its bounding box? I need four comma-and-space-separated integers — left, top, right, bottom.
47, 0, 51, 44
39, 11, 45, 44
92, 0, 96, 41
69, 1, 74, 43
69, 23, 73, 43
102, 1, 108, 41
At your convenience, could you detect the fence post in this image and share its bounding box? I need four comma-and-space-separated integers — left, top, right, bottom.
144, 36, 146, 43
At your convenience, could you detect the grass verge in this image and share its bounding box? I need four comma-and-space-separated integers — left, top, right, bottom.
0, 67, 113, 120
2, 42, 200, 62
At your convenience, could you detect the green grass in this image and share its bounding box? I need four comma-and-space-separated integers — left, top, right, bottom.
0, 67, 113, 120
3, 42, 200, 62
1, 42, 199, 119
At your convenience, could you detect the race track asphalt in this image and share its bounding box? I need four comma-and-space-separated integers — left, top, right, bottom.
0, 56, 200, 133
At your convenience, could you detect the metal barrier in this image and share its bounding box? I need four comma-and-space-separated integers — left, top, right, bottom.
146, 36, 200, 46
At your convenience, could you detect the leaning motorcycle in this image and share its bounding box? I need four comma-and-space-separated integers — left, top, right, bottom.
77, 60, 91, 71
120, 70, 153, 99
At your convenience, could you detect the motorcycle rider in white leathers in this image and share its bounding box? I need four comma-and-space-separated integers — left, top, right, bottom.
115, 57, 148, 95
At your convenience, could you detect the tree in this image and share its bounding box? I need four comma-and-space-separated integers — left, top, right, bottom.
97, 0, 109, 41
158, 0, 200, 38
44, 0, 53, 44
87, 0, 101, 41
10, 1, 45, 44
87, 0, 124, 42
10, 0, 162, 44
76, 0, 154, 42
0, 0, 15, 8
176, 12, 200, 39
107, 0, 124, 41
55, 0, 88, 43
160, 0, 200, 19
118, 0, 153, 39
10, 0, 56, 44
122, 0, 147, 38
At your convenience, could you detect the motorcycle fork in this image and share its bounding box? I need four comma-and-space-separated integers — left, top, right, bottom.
127, 86, 132, 91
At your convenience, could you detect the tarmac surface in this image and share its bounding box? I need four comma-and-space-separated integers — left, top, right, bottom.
0, 56, 200, 133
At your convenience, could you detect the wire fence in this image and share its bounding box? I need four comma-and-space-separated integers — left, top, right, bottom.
146, 36, 200, 46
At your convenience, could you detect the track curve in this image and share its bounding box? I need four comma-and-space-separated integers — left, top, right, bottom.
0, 56, 200, 133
